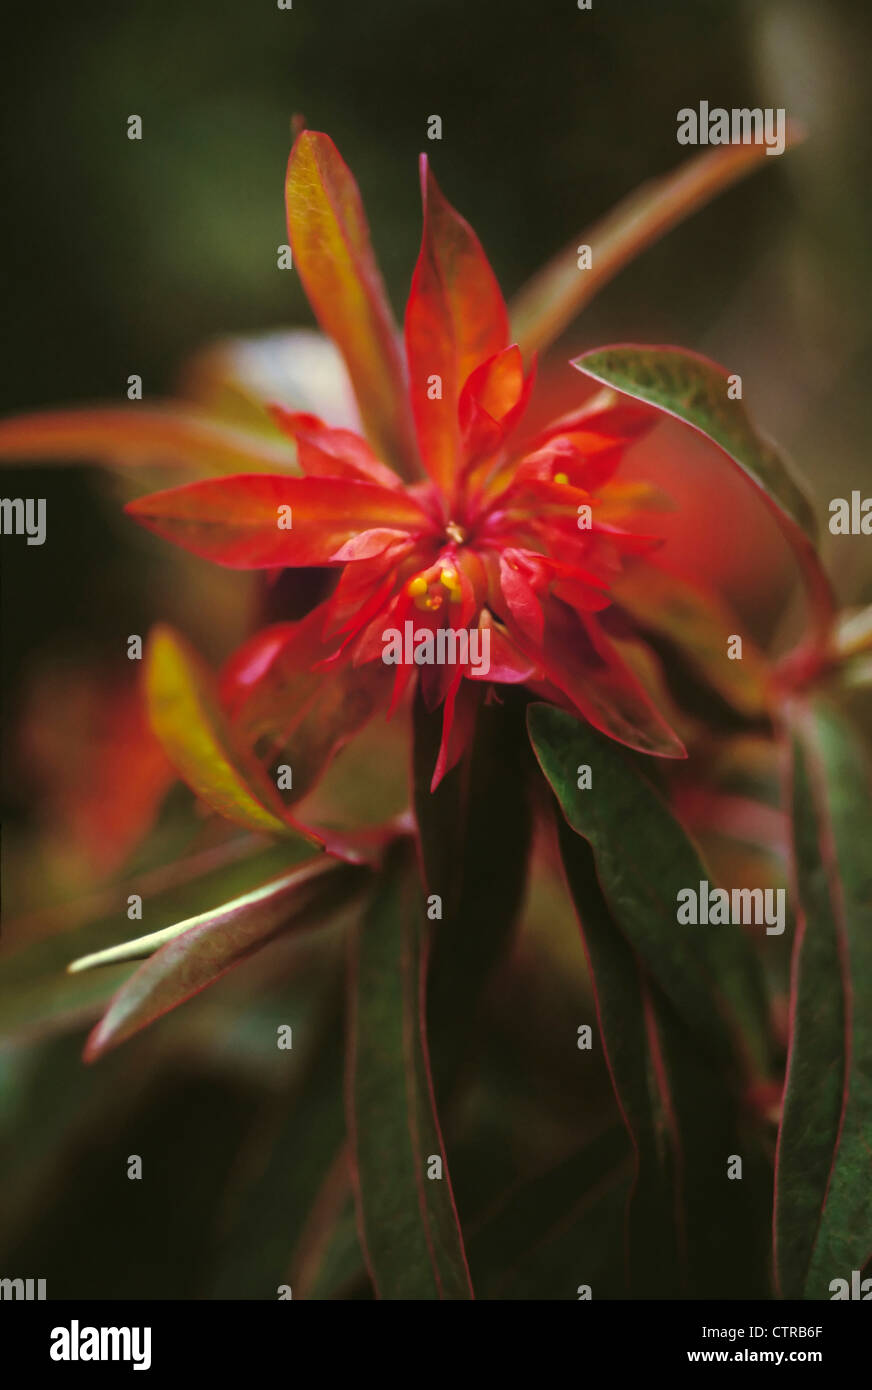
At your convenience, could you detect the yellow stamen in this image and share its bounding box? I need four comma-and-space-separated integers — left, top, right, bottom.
554, 471, 569, 485
408, 575, 428, 596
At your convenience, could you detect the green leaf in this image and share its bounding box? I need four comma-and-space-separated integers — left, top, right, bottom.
775, 700, 872, 1298
84, 858, 366, 1060
466, 1125, 630, 1298
346, 840, 473, 1298
571, 346, 832, 653
573, 345, 817, 543
0, 840, 308, 1041
146, 625, 319, 843
527, 702, 771, 1076
558, 818, 771, 1297
413, 690, 532, 1097
511, 135, 803, 359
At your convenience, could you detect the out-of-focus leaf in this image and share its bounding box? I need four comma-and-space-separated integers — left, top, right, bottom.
494, 1168, 632, 1301
612, 562, 770, 718
413, 690, 532, 1097
145, 625, 318, 843
207, 969, 357, 1299
0, 406, 297, 474
346, 840, 473, 1299
179, 330, 361, 438
83, 858, 366, 1060
775, 700, 872, 1298
527, 703, 771, 1075
466, 1125, 630, 1297
0, 841, 309, 1041
510, 133, 804, 359
227, 613, 392, 808
286, 131, 418, 478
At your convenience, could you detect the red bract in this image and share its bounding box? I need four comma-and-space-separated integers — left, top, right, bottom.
126, 131, 685, 790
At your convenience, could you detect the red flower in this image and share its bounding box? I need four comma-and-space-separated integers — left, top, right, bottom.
125, 131, 684, 791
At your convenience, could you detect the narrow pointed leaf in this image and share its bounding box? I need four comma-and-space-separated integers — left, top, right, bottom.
558, 819, 770, 1297
0, 841, 312, 1041
84, 858, 365, 1059
145, 625, 316, 842
346, 840, 473, 1298
286, 131, 418, 477
0, 406, 296, 475
527, 702, 770, 1074
511, 133, 804, 359
775, 700, 872, 1298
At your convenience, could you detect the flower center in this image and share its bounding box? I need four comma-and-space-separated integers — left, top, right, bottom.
445, 520, 466, 544
408, 563, 463, 612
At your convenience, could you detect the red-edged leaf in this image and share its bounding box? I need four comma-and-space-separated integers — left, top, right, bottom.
145, 624, 317, 842
84, 858, 365, 1059
126, 473, 432, 568
0, 406, 296, 475
774, 700, 872, 1298
346, 840, 473, 1298
405, 157, 509, 496
527, 702, 771, 1074
530, 704, 773, 1295
571, 346, 833, 652
285, 131, 418, 477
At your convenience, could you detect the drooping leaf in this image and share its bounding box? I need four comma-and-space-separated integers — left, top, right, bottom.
527, 702, 771, 1075
346, 840, 473, 1298
775, 700, 872, 1298
144, 625, 317, 843
127, 473, 430, 569
285, 131, 418, 477
0, 840, 307, 1041
510, 133, 804, 359
571, 346, 832, 644
558, 816, 770, 1298
84, 858, 366, 1060
0, 406, 297, 475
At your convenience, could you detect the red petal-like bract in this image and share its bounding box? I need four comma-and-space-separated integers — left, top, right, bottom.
126, 474, 434, 568
405, 157, 510, 501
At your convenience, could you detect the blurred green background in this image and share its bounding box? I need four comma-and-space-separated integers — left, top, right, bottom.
1, 0, 871, 1298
